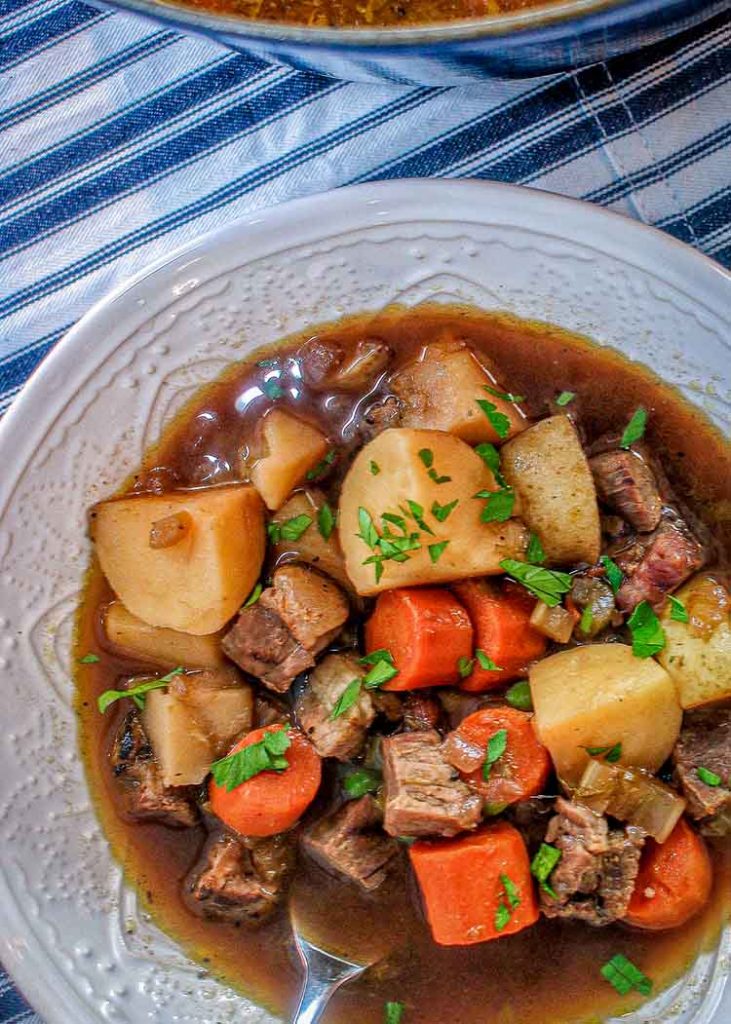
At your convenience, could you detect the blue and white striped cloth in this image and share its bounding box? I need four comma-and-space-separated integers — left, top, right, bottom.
1, 2, 730, 1018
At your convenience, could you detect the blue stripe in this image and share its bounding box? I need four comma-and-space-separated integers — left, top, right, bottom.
658, 184, 731, 247
0, 30, 178, 132
0, 0, 46, 17
0, 85, 439, 320
0, 3, 103, 70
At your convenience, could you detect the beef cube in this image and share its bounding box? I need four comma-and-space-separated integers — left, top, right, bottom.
302, 795, 399, 891
110, 711, 198, 828
540, 798, 643, 926
590, 449, 663, 533
615, 517, 705, 612
673, 710, 731, 832
297, 653, 375, 761
403, 692, 443, 733
187, 831, 294, 924
222, 564, 349, 693
382, 731, 482, 838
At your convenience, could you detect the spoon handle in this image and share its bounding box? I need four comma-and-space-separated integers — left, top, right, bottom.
292, 940, 364, 1024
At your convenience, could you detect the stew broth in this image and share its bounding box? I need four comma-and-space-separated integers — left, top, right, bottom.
76, 305, 731, 1023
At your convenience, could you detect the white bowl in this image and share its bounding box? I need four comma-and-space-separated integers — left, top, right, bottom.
0, 180, 729, 1024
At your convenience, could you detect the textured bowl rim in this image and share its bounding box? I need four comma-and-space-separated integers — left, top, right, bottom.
1, 179, 730, 1024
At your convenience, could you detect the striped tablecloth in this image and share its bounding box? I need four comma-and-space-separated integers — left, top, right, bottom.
1, 1, 730, 1018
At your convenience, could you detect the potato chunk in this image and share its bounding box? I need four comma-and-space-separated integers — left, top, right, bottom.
339, 428, 528, 596
250, 409, 328, 510
92, 484, 265, 635
658, 574, 731, 708
501, 415, 600, 566
271, 489, 349, 588
530, 644, 682, 785
104, 602, 226, 669
391, 338, 525, 444
142, 670, 253, 787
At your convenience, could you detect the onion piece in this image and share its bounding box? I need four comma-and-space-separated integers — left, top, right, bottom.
574, 759, 686, 843
529, 601, 576, 643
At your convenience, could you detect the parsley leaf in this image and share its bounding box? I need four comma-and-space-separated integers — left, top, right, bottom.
620, 407, 648, 449
476, 649, 502, 671
526, 533, 546, 564
697, 766, 723, 787
531, 843, 562, 899
269, 514, 312, 543
78, 652, 100, 664
501, 873, 521, 909
330, 678, 364, 719
384, 1002, 405, 1024
474, 442, 507, 487
428, 468, 452, 485
428, 541, 449, 564
261, 377, 284, 400
579, 606, 594, 634
483, 729, 508, 781
668, 594, 689, 623
431, 499, 459, 523
344, 768, 381, 798
600, 954, 652, 997
600, 555, 623, 595
627, 600, 666, 658
494, 902, 512, 932
357, 507, 379, 549
317, 502, 336, 540
369, 460, 381, 476
556, 391, 575, 407
406, 499, 435, 535
584, 742, 622, 763
483, 385, 525, 404
476, 394, 511, 439
360, 649, 395, 667
363, 660, 399, 689
500, 559, 573, 607
211, 728, 291, 791
495, 873, 521, 932
98, 666, 184, 714
306, 449, 336, 481
505, 680, 533, 711
418, 448, 434, 469
457, 656, 475, 679
243, 582, 262, 607
477, 488, 515, 523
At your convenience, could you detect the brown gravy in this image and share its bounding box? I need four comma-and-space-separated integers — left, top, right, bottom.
76, 305, 731, 1023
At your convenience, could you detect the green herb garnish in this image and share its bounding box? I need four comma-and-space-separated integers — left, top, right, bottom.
431, 499, 459, 523
243, 582, 262, 607
500, 559, 573, 607
494, 902, 512, 932
495, 873, 521, 932
627, 600, 666, 658
525, 533, 546, 564
418, 448, 434, 469
406, 499, 435, 535
668, 594, 689, 623
600, 555, 623, 595
261, 378, 284, 400
697, 766, 723, 787
428, 541, 449, 564
98, 666, 184, 714
344, 768, 381, 798
483, 385, 525, 404
306, 449, 336, 481
483, 728, 508, 781
211, 727, 291, 791
475, 442, 507, 487
477, 488, 515, 523
79, 653, 100, 664
584, 742, 622, 763
384, 1002, 405, 1024
477, 394, 511, 439
579, 606, 594, 634
330, 678, 364, 720
600, 954, 652, 997
360, 649, 395, 667
476, 649, 502, 671
318, 502, 336, 541
556, 391, 575, 407
370, 460, 381, 476
620, 407, 648, 449
428, 469, 452, 485
362, 660, 399, 689
457, 656, 475, 679
505, 680, 533, 711
501, 873, 521, 909
268, 514, 312, 543
531, 843, 562, 899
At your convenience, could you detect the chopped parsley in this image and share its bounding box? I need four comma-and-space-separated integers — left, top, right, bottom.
627, 600, 666, 658
429, 468, 452, 484
476, 487, 515, 523
697, 766, 723, 787
78, 652, 100, 664
499, 559, 573, 607
428, 541, 449, 564
360, 648, 395, 667
211, 728, 291, 791
495, 873, 521, 932
584, 742, 622, 763
431, 498, 459, 523
243, 582, 262, 607
317, 501, 336, 540
531, 843, 562, 899
98, 666, 184, 714
384, 1002, 405, 1024
331, 652, 399, 719
483, 729, 508, 781
668, 594, 689, 623
268, 514, 312, 543
477, 393, 511, 439
600, 555, 624, 595
505, 680, 533, 711
457, 656, 475, 679
406, 499, 435, 535
343, 768, 381, 798
330, 678, 364, 719
526, 532, 546, 564
362, 659, 399, 689
620, 407, 648, 449
475, 442, 507, 487
261, 377, 284, 400
579, 606, 594, 634
306, 449, 336, 481
369, 460, 381, 476
476, 649, 502, 671
483, 385, 525, 404
600, 954, 652, 997
556, 391, 575, 407
418, 448, 434, 469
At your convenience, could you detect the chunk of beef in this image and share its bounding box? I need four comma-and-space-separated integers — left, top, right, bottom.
110, 711, 198, 827
540, 798, 644, 926
358, 395, 402, 443
223, 564, 349, 693
616, 517, 705, 612
297, 653, 375, 761
381, 731, 482, 838
403, 692, 443, 733
590, 449, 663, 533
302, 795, 399, 891
673, 710, 731, 831
187, 831, 294, 924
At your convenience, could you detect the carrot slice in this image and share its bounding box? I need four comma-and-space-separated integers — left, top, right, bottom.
625, 817, 712, 930
364, 587, 473, 690
453, 579, 547, 692
209, 725, 321, 837
446, 707, 551, 805
409, 822, 539, 945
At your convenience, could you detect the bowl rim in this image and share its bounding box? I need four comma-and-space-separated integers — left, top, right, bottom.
1, 179, 730, 1024
98, 0, 693, 49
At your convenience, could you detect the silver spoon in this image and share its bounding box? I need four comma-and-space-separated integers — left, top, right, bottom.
292, 929, 369, 1024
